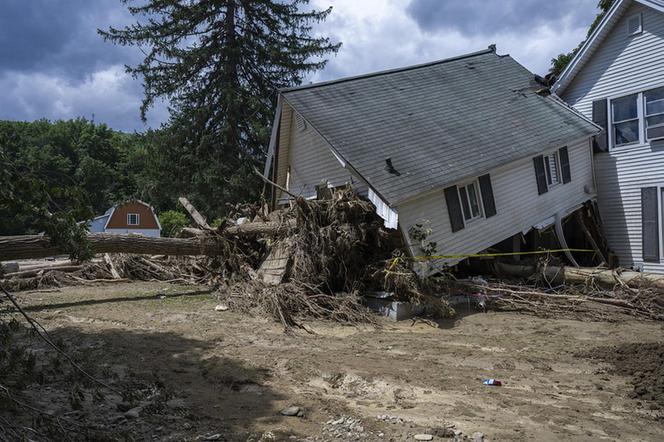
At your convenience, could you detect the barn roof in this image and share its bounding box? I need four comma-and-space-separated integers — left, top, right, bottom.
281, 48, 600, 206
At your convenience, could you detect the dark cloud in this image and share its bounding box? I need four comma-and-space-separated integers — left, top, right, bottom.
0, 0, 158, 131
406, 0, 598, 35
0, 0, 140, 79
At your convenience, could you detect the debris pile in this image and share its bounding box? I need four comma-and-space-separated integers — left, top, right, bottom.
453, 265, 664, 321
1, 189, 453, 329
215, 190, 437, 329
3, 189, 664, 327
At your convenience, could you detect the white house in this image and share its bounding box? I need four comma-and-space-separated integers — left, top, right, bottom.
553, 0, 664, 272
264, 47, 600, 273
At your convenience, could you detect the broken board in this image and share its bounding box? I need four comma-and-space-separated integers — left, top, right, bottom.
257, 242, 291, 285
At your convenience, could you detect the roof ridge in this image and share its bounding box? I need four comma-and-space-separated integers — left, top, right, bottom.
281, 46, 497, 94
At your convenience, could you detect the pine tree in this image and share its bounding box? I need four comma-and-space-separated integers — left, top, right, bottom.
99, 0, 340, 215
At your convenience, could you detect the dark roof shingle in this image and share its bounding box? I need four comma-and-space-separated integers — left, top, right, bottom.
282, 49, 600, 205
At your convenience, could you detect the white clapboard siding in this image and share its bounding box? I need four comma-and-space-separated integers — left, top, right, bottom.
563, 3, 664, 114
397, 139, 595, 270
285, 104, 361, 198
561, 1, 664, 272
594, 142, 664, 272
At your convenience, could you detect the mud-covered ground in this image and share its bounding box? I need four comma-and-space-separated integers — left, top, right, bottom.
1, 282, 663, 441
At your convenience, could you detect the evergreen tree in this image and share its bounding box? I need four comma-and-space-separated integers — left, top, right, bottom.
549, 0, 615, 76
99, 0, 340, 217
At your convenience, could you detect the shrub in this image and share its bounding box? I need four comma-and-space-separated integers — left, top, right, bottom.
158, 210, 189, 237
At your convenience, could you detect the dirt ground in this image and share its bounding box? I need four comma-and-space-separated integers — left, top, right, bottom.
2, 281, 664, 441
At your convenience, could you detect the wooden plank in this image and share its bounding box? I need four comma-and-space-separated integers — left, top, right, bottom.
178, 197, 211, 229
257, 242, 292, 285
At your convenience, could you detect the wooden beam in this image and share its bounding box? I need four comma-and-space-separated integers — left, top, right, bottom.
178, 197, 211, 229
0, 218, 296, 261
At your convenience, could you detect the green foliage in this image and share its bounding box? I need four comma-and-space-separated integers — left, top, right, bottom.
99, 0, 341, 217
159, 210, 190, 237
0, 119, 152, 259
408, 221, 438, 256
550, 0, 615, 76
210, 217, 224, 229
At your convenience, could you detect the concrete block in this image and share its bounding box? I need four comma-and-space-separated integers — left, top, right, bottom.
363, 297, 425, 321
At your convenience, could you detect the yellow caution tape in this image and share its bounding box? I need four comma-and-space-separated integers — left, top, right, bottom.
386, 248, 597, 270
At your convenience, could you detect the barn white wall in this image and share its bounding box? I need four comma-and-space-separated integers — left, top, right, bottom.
104, 228, 161, 238
560, 1, 664, 271
397, 138, 595, 271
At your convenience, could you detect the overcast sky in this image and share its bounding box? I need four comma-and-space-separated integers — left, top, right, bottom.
0, 0, 599, 132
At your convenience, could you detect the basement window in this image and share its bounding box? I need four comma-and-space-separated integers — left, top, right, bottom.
628, 13, 642, 35
458, 180, 482, 222
544, 151, 561, 187
127, 213, 140, 225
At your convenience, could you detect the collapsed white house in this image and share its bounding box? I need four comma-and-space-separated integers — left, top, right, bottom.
263, 46, 601, 273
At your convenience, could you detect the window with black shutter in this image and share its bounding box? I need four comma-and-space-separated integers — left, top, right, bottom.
478, 174, 497, 218
642, 187, 660, 263
559, 146, 571, 184
533, 156, 548, 195
444, 186, 465, 233
592, 99, 608, 151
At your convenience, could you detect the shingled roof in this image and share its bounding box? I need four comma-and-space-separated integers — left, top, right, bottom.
280, 48, 600, 206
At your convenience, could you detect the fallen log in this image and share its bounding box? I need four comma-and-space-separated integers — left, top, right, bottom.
0, 234, 229, 260
181, 219, 296, 238
495, 261, 664, 291
2, 265, 84, 279
0, 218, 297, 261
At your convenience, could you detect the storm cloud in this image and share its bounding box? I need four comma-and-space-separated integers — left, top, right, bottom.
0, 0, 164, 131
0, 0, 600, 132
405, 0, 597, 35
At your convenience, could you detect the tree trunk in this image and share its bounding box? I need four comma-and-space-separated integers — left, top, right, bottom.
0, 219, 294, 261
0, 235, 228, 260
180, 219, 295, 238
178, 197, 210, 229
495, 261, 664, 290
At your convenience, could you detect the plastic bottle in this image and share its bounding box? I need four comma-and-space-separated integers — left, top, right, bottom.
483, 379, 502, 386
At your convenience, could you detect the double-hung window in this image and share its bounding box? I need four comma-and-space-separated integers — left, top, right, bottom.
645, 86, 664, 141
127, 213, 140, 225
458, 180, 482, 222
608, 85, 664, 148
544, 151, 561, 187
612, 93, 640, 146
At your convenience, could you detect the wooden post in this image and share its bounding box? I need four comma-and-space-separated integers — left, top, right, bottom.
512, 234, 521, 262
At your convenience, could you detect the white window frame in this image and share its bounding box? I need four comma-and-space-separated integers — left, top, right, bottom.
610, 92, 641, 148
627, 13, 643, 36
644, 86, 664, 141
543, 150, 562, 188
457, 179, 483, 224
607, 83, 664, 150
127, 213, 140, 226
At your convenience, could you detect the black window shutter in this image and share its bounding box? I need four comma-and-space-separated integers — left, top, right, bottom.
642, 187, 660, 263
559, 146, 571, 184
444, 186, 465, 233
533, 156, 548, 195
478, 174, 497, 218
592, 99, 608, 152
